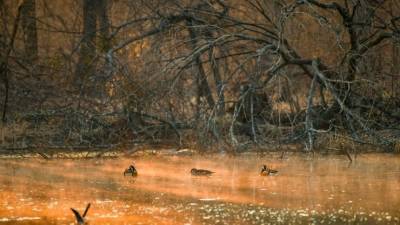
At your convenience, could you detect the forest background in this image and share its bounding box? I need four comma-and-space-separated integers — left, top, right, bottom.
1, 0, 399, 156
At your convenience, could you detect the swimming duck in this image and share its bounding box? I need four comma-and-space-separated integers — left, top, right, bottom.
260, 165, 278, 176
191, 168, 215, 176
124, 165, 138, 176
71, 203, 90, 225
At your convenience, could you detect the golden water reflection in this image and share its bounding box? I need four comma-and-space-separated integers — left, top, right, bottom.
0, 153, 399, 224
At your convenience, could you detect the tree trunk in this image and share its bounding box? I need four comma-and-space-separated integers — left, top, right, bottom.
348, 1, 374, 81
1, 3, 22, 122
186, 20, 215, 110
96, 0, 110, 52
20, 0, 38, 63
75, 0, 97, 87
207, 40, 225, 116
95, 0, 110, 100
392, 1, 400, 98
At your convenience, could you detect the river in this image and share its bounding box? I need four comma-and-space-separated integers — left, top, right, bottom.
0, 152, 399, 224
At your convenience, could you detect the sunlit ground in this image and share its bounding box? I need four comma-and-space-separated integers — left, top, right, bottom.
0, 152, 399, 224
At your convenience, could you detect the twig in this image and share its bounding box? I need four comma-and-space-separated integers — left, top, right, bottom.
34, 151, 50, 160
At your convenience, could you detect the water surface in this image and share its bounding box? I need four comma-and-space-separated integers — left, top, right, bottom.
0, 152, 399, 224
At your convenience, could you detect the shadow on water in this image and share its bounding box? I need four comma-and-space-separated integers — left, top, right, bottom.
0, 153, 399, 224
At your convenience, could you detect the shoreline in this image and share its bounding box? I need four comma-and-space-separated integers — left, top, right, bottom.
0, 146, 397, 160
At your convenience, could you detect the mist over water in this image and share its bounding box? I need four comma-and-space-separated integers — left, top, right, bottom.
0, 153, 399, 224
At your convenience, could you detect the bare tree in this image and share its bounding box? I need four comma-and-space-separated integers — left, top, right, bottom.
1, 0, 399, 151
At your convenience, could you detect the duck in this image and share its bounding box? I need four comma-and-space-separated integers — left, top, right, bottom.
71, 203, 90, 225
124, 164, 138, 176
191, 168, 215, 176
260, 165, 278, 176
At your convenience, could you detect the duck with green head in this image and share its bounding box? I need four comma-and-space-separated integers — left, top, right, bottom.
260, 165, 278, 176
124, 164, 138, 176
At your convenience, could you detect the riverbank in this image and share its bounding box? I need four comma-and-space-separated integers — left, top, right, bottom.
0, 145, 398, 161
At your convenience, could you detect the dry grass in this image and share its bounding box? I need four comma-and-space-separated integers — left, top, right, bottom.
394, 141, 400, 153
315, 133, 360, 153
0, 121, 29, 146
